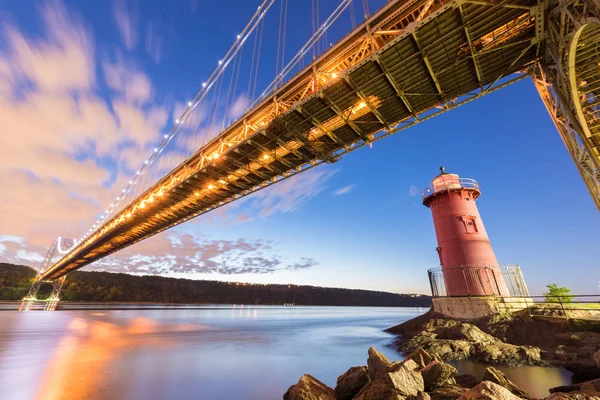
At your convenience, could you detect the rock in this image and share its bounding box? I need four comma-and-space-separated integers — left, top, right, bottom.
455, 374, 479, 389
421, 361, 458, 391
352, 380, 402, 400
457, 381, 522, 400
438, 324, 496, 344
472, 341, 543, 367
545, 391, 600, 399
386, 359, 424, 397
335, 366, 369, 400
283, 374, 336, 400
407, 348, 442, 369
406, 392, 432, 400
557, 343, 600, 380
368, 347, 391, 381
482, 366, 531, 399
428, 385, 467, 400
594, 350, 600, 369
551, 378, 600, 394
581, 378, 600, 392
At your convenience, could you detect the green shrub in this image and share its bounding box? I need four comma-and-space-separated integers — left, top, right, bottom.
543, 283, 573, 304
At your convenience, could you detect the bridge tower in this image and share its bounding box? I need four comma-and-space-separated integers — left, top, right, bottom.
19, 238, 73, 311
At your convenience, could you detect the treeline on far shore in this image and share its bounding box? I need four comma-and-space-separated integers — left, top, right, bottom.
0, 263, 432, 307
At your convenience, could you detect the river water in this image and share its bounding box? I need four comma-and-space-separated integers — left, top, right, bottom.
0, 306, 571, 399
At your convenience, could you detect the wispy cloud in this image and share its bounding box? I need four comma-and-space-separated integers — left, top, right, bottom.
145, 23, 163, 63
0, 1, 166, 247
333, 184, 355, 196
86, 232, 318, 275
0, 1, 326, 277
409, 185, 419, 197
113, 0, 138, 50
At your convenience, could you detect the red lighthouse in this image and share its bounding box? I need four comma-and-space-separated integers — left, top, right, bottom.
423, 168, 509, 297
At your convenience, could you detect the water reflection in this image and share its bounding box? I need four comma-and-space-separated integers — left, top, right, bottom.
450, 360, 572, 399
0, 307, 572, 400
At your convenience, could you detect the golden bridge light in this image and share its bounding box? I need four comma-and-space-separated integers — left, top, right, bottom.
195, 192, 200, 197
208, 184, 215, 189
263, 154, 270, 160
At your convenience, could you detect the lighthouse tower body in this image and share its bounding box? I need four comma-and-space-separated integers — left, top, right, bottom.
423, 170, 509, 297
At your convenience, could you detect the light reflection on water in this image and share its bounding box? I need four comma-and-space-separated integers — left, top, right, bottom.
0, 306, 571, 399
449, 360, 572, 399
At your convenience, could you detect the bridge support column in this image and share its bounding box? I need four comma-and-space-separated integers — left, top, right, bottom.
19, 238, 71, 312
533, 0, 600, 210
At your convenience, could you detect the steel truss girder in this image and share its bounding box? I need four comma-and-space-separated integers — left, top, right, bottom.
46, 0, 550, 278
534, 0, 600, 210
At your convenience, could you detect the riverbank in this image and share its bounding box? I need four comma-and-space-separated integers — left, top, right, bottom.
283, 309, 600, 399
385, 309, 600, 380
0, 263, 431, 307
284, 346, 600, 399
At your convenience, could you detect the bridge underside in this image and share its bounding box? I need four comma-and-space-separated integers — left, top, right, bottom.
43, 0, 598, 280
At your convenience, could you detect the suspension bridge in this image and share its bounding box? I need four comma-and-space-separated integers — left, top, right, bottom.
20, 0, 600, 310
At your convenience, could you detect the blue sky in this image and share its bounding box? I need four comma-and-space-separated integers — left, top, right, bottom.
0, 0, 597, 296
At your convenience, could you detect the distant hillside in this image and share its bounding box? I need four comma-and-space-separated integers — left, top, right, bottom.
0, 263, 431, 307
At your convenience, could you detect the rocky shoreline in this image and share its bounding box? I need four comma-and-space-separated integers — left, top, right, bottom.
385, 309, 600, 379
283, 309, 600, 399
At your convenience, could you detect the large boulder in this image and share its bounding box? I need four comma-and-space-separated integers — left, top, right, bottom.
455, 374, 479, 389
407, 348, 442, 369
581, 378, 600, 392
556, 334, 600, 380
352, 380, 402, 400
438, 324, 496, 344
335, 366, 369, 400
283, 374, 336, 400
482, 366, 531, 399
368, 347, 391, 381
550, 378, 600, 394
428, 385, 467, 400
421, 361, 458, 391
457, 381, 522, 400
473, 341, 543, 367
386, 359, 424, 397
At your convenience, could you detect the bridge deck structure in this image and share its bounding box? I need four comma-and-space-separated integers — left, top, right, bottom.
41, 0, 600, 281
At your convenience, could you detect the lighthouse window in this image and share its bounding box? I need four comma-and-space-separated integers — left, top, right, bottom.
462, 216, 478, 233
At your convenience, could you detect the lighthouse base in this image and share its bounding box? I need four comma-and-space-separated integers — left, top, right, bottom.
432, 296, 533, 319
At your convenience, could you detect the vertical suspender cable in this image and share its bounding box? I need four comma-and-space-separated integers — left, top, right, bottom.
281, 0, 288, 74
251, 18, 265, 101
250, 0, 353, 110
276, 0, 284, 76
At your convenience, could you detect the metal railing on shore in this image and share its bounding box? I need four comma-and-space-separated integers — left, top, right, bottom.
427, 265, 600, 320
501, 294, 600, 321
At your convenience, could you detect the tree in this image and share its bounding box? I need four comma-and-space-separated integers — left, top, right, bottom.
543, 283, 573, 304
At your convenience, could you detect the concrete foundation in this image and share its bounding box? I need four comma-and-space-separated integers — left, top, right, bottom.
432, 296, 533, 319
